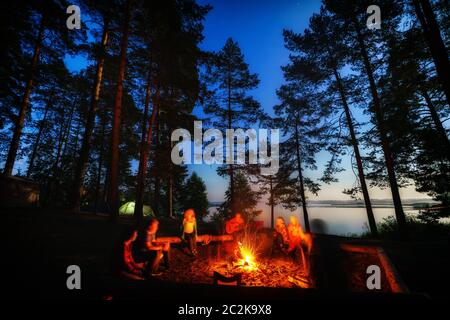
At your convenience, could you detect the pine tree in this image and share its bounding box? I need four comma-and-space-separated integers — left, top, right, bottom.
203, 38, 264, 214
324, 0, 409, 239
274, 83, 323, 232
252, 165, 292, 229
412, 0, 450, 108
3, 0, 86, 175
281, 9, 378, 237
218, 172, 260, 222
182, 172, 209, 219
107, 0, 133, 221
133, 0, 209, 222
372, 12, 450, 207
70, 0, 112, 212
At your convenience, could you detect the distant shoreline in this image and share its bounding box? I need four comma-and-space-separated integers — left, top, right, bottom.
208, 198, 438, 209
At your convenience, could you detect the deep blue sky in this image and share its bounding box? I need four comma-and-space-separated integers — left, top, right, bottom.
64, 0, 427, 202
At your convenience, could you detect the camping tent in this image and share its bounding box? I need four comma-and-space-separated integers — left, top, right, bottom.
119, 202, 154, 217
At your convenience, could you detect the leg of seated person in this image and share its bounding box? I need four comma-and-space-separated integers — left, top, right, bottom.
150, 250, 163, 274
187, 234, 194, 253
271, 233, 281, 256
192, 236, 198, 255
163, 249, 170, 268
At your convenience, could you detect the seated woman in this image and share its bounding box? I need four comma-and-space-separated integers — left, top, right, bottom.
133, 218, 170, 276
287, 215, 305, 260
181, 208, 198, 256
272, 217, 289, 255
287, 215, 311, 272
111, 229, 146, 279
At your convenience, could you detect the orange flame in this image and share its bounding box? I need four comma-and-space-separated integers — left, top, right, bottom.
237, 241, 258, 271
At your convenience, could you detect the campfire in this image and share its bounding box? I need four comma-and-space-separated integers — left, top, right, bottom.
233, 243, 258, 272
234, 234, 259, 272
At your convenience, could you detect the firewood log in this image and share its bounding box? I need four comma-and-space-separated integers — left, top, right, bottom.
287, 275, 310, 288
153, 234, 233, 245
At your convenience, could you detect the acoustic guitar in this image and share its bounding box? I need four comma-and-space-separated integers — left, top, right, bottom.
225, 220, 244, 234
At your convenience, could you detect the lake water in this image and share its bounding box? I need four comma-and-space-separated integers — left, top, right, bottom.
206, 206, 419, 236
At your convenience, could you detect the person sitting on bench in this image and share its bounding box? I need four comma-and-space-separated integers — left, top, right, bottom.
287, 215, 311, 272
225, 213, 246, 241
111, 228, 146, 279
134, 218, 170, 276
272, 217, 289, 255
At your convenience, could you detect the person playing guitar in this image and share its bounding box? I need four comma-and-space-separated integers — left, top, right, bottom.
225, 213, 246, 235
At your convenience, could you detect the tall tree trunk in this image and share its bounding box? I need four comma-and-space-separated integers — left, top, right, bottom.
413, 0, 450, 108
4, 17, 45, 175
333, 68, 378, 237
27, 100, 51, 177
71, 18, 110, 211
227, 71, 235, 214
46, 113, 66, 205
61, 99, 77, 162
269, 175, 274, 229
168, 166, 173, 218
168, 117, 174, 218
94, 106, 107, 213
134, 74, 159, 223
103, 159, 110, 209
72, 117, 82, 158
293, 115, 310, 232
153, 107, 161, 216
134, 70, 152, 219
53, 114, 69, 178
421, 89, 450, 157
353, 19, 408, 240
107, 0, 132, 221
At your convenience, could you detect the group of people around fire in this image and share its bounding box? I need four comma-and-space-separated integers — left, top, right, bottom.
114, 208, 311, 279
